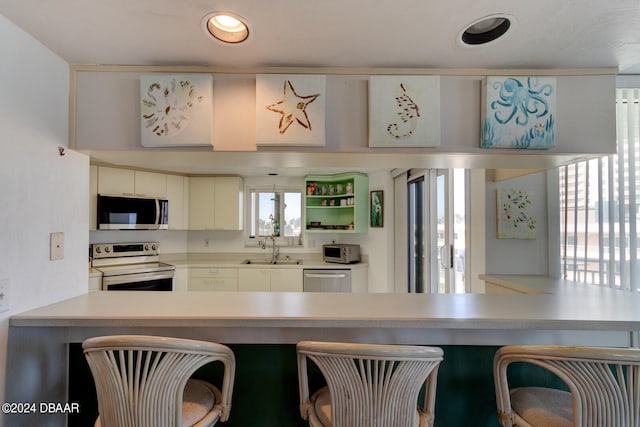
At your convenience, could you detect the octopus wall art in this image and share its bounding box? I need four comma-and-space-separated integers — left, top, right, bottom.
139, 74, 213, 147
255, 74, 326, 146
369, 75, 440, 147
481, 76, 556, 149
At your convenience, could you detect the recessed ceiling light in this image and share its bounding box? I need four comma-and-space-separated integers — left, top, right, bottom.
202, 12, 249, 44
458, 14, 515, 47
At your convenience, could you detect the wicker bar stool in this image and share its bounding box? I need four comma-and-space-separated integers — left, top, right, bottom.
83, 335, 235, 427
297, 340, 444, 427
494, 345, 640, 427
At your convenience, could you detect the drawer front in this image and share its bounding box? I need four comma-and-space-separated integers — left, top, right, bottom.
189, 268, 238, 279
188, 277, 238, 291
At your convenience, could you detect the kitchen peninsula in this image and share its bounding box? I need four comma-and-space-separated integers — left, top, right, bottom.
6, 278, 640, 426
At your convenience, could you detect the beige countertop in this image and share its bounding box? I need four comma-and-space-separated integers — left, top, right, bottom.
480, 274, 583, 294
11, 274, 640, 348
11, 280, 640, 331
160, 252, 368, 270
88, 253, 367, 276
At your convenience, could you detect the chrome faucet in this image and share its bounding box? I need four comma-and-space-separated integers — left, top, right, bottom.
269, 235, 279, 263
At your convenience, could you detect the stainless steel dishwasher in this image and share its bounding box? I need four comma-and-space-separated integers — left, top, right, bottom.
303, 269, 351, 292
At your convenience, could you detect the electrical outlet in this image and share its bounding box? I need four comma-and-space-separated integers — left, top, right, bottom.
50, 232, 64, 260
0, 278, 10, 313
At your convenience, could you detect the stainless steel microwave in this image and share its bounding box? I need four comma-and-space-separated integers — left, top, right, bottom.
97, 195, 168, 230
323, 244, 360, 264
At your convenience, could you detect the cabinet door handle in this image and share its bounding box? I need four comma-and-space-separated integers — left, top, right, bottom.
304, 273, 348, 279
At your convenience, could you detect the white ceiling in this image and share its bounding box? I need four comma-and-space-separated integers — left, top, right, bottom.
2, 0, 640, 73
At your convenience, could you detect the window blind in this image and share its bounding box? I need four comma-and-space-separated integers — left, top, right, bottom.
560, 88, 639, 291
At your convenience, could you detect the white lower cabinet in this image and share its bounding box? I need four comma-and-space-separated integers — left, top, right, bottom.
89, 274, 102, 292
351, 267, 368, 293
173, 266, 189, 291
89, 165, 98, 231
188, 268, 238, 292
238, 268, 303, 292
238, 269, 271, 292
270, 269, 303, 292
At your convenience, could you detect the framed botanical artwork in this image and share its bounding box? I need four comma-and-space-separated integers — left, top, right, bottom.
139, 74, 213, 147
255, 74, 326, 146
370, 190, 384, 227
368, 75, 440, 147
496, 188, 537, 239
481, 76, 556, 149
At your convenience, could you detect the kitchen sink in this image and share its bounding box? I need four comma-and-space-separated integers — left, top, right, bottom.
241, 259, 303, 265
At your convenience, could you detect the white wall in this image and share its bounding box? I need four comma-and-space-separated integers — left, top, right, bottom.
75, 72, 617, 160
0, 14, 88, 418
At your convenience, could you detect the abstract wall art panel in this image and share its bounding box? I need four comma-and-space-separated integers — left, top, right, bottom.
140, 74, 213, 147
368, 75, 440, 148
496, 188, 537, 239
256, 74, 326, 146
481, 76, 556, 149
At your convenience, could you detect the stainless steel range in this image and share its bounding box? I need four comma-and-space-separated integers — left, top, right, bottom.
91, 242, 175, 291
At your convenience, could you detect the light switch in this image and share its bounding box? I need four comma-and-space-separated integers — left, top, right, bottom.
50, 232, 64, 260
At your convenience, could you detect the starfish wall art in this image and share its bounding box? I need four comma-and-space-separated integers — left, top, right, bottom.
256, 74, 326, 146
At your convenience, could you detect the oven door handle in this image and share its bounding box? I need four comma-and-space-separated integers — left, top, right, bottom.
102, 271, 174, 286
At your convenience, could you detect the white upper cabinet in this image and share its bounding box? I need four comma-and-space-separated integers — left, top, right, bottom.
97, 166, 166, 197
188, 176, 243, 230
97, 167, 134, 195
133, 170, 167, 197
188, 177, 215, 230
214, 177, 243, 230
91, 167, 242, 231
166, 175, 189, 230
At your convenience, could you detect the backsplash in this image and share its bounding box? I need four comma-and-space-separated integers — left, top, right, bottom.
88, 229, 367, 256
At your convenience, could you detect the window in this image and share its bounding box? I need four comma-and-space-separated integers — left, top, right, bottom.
248, 189, 302, 239
559, 88, 639, 291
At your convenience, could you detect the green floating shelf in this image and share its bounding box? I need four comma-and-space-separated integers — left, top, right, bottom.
304, 172, 368, 233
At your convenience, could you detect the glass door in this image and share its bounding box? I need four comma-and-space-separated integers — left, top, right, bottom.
408, 175, 425, 293
406, 169, 466, 294
434, 170, 450, 293
432, 169, 467, 293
